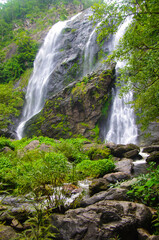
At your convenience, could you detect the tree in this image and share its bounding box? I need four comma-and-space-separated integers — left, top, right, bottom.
0, 82, 24, 129
91, 0, 159, 130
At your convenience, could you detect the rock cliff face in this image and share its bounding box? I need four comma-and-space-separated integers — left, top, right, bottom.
24, 69, 115, 139
44, 8, 110, 97
14, 7, 113, 140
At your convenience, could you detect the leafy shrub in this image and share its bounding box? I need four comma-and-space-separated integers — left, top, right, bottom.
127, 163, 159, 207
87, 146, 111, 160
0, 137, 15, 150
0, 155, 16, 189
76, 158, 115, 179
54, 138, 89, 163
0, 83, 24, 128
14, 151, 69, 194
0, 35, 38, 84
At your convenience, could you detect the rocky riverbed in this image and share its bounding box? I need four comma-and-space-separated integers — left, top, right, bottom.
0, 140, 159, 239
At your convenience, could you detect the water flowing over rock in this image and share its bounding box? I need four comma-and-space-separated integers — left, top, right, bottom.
104, 16, 138, 145
16, 5, 139, 143
16, 8, 109, 139
23, 70, 115, 139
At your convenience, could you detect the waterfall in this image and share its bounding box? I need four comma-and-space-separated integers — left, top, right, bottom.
16, 13, 81, 139
83, 21, 101, 76
105, 17, 138, 144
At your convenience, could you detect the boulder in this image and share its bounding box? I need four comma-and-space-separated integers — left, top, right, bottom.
137, 228, 159, 240
51, 200, 152, 240
39, 143, 52, 151
89, 178, 109, 196
146, 151, 159, 164
110, 144, 140, 158
143, 145, 159, 153
115, 159, 134, 174
123, 149, 140, 159
103, 172, 131, 183
1, 147, 12, 153
24, 140, 40, 151
0, 224, 17, 240
80, 188, 129, 208
120, 178, 138, 189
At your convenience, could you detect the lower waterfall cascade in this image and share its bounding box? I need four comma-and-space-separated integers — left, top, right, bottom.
104, 16, 138, 144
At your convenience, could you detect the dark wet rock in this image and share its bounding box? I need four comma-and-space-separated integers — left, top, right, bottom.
100, 210, 121, 224
110, 144, 140, 158
103, 172, 131, 183
0, 196, 34, 224
133, 161, 148, 177
138, 228, 151, 240
139, 122, 159, 146
124, 149, 140, 159
0, 128, 15, 139
80, 188, 129, 208
89, 178, 109, 196
137, 228, 159, 240
143, 145, 159, 153
115, 159, 134, 174
146, 151, 159, 164
51, 200, 152, 240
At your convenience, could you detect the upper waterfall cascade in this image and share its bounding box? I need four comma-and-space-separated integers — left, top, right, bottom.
16, 9, 104, 139
104, 16, 138, 144
83, 21, 101, 76
16, 13, 82, 139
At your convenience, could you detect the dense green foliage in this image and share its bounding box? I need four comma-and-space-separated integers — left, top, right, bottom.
0, 0, 100, 48
127, 163, 159, 207
91, 0, 159, 130
0, 34, 38, 84
87, 145, 111, 160
76, 158, 115, 178
0, 136, 113, 195
127, 163, 159, 235
0, 82, 24, 129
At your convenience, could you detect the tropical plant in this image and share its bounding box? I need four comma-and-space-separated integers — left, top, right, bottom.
76, 157, 115, 179
127, 163, 159, 207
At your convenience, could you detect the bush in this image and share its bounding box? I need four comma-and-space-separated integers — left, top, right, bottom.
0, 83, 24, 128
0, 137, 15, 150
76, 158, 115, 179
87, 146, 111, 160
13, 151, 70, 194
0, 155, 16, 189
127, 163, 159, 207
54, 138, 89, 163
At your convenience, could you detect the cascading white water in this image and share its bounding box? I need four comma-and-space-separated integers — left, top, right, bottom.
83, 21, 101, 76
16, 13, 81, 139
105, 16, 138, 144
105, 88, 138, 144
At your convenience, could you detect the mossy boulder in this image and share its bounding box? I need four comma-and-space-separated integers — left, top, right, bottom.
0, 224, 17, 240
